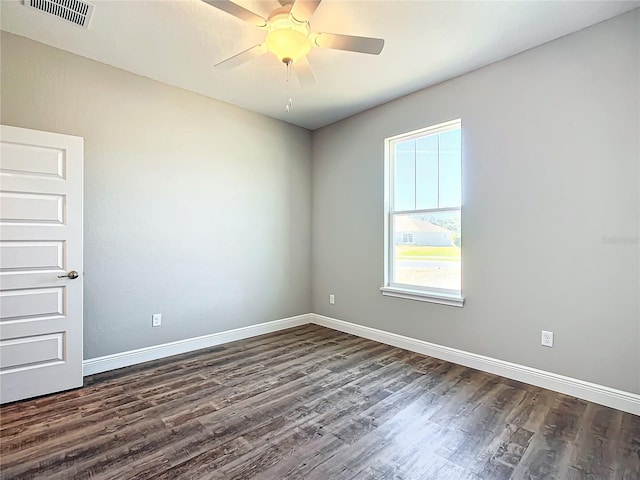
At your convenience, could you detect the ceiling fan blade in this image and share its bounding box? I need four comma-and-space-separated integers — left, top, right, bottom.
202, 0, 268, 27
293, 56, 317, 88
215, 44, 268, 69
290, 0, 321, 22
313, 33, 384, 55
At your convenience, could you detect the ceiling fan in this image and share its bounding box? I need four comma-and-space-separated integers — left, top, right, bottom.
203, 0, 385, 87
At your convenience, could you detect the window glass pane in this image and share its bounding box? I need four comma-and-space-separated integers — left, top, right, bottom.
393, 211, 461, 292
393, 140, 415, 211
438, 129, 462, 208
415, 135, 438, 210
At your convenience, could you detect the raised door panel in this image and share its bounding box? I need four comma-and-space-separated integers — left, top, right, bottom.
0, 241, 65, 272
0, 142, 65, 179
0, 287, 65, 322
0, 333, 65, 372
0, 192, 65, 224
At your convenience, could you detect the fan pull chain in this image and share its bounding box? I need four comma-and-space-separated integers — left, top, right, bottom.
285, 60, 293, 113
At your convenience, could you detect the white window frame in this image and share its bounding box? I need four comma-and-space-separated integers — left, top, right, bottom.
380, 119, 464, 307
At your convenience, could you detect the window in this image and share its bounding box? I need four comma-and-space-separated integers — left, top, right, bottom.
381, 119, 463, 307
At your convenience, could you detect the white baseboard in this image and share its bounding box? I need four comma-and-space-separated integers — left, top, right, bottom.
82, 314, 312, 376
83, 311, 640, 416
311, 314, 640, 416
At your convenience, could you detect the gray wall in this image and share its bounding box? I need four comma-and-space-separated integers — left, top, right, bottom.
311, 11, 640, 394
1, 32, 312, 358
2, 10, 638, 395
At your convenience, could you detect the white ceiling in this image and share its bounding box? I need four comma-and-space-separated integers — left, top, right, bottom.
1, 0, 638, 130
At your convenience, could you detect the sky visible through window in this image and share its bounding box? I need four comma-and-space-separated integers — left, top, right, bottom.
394, 129, 461, 211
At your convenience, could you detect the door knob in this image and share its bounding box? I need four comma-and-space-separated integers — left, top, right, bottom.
58, 271, 79, 279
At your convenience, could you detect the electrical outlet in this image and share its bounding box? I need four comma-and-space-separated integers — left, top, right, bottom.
152, 313, 162, 327
329, 294, 335, 305
541, 330, 553, 347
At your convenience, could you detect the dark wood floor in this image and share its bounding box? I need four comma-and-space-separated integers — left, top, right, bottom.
1, 324, 639, 480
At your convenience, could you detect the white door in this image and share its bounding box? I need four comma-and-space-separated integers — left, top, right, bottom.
0, 125, 83, 404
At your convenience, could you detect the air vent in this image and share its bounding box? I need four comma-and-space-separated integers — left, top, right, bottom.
25, 0, 94, 29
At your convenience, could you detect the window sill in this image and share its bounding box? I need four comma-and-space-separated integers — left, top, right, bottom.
380, 287, 465, 307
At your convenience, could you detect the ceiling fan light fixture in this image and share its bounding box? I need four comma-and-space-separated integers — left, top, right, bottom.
266, 29, 311, 63
265, 9, 311, 63
208, 0, 385, 84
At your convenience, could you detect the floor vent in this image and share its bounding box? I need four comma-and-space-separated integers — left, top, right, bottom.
25, 0, 94, 29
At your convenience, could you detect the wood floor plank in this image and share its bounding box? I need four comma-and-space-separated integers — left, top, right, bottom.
217, 354, 437, 479
1, 325, 638, 480
149, 343, 407, 478
0, 325, 325, 436
1, 327, 348, 461
611, 410, 640, 480
566, 404, 619, 479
